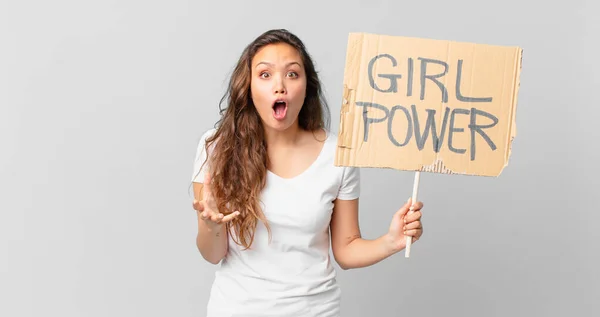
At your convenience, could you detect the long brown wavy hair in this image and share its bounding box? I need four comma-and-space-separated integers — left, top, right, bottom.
200, 29, 330, 249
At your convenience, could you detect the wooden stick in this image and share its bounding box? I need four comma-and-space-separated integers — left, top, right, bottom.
405, 171, 421, 258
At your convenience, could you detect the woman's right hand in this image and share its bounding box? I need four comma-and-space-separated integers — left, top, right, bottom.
193, 172, 240, 230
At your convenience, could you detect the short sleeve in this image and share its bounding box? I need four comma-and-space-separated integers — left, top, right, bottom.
337, 166, 360, 200
191, 128, 216, 183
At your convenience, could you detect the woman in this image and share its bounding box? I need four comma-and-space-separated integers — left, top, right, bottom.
191, 29, 424, 317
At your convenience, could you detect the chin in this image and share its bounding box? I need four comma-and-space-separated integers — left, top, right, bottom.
263, 118, 298, 131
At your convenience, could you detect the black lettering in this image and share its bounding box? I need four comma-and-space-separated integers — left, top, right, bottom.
356, 102, 389, 142
469, 108, 498, 161
456, 60, 493, 102
448, 108, 469, 154
419, 58, 449, 103
434, 107, 451, 152
388, 105, 412, 147
411, 105, 451, 152
368, 54, 402, 93
355, 100, 499, 162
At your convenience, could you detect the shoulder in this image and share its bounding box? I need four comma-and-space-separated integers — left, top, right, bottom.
199, 127, 217, 144
319, 129, 343, 165
194, 128, 218, 153
191, 128, 218, 182
326, 130, 361, 198
316, 129, 361, 194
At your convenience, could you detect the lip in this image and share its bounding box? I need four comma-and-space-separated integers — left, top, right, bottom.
272, 98, 288, 107
272, 98, 288, 120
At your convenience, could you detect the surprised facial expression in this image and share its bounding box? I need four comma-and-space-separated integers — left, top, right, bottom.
250, 43, 307, 131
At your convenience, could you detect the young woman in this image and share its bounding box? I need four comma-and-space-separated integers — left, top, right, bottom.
191, 29, 424, 317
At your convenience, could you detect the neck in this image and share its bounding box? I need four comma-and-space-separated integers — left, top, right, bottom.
263, 121, 302, 148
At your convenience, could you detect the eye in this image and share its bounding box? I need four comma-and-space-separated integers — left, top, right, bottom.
259, 72, 270, 79
287, 71, 298, 78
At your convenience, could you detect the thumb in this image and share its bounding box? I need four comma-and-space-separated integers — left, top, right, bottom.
203, 172, 212, 187
398, 197, 412, 218
203, 173, 213, 196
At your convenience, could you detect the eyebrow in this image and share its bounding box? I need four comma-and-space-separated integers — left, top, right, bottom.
255, 61, 302, 69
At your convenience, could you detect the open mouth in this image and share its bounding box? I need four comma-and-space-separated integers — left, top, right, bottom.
272, 100, 287, 120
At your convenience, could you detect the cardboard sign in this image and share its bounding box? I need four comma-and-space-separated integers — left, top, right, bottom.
335, 33, 523, 177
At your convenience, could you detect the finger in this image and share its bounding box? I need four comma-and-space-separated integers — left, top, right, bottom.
210, 213, 224, 224
200, 211, 210, 220
403, 221, 421, 231
404, 228, 421, 237
413, 228, 423, 241
193, 200, 204, 212
416, 227, 423, 239
405, 211, 422, 224
409, 201, 424, 212
221, 211, 241, 223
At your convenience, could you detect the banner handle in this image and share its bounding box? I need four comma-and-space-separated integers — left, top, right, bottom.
405, 171, 421, 258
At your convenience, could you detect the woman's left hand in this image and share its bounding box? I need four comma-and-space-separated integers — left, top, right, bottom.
386, 198, 424, 253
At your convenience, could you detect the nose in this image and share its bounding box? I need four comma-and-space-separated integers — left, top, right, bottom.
273, 75, 286, 94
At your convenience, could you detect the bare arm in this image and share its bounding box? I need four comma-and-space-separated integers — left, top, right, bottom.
330, 198, 396, 270
330, 198, 423, 270
193, 182, 228, 264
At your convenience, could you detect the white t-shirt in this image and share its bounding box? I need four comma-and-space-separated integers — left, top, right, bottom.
191, 128, 360, 317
